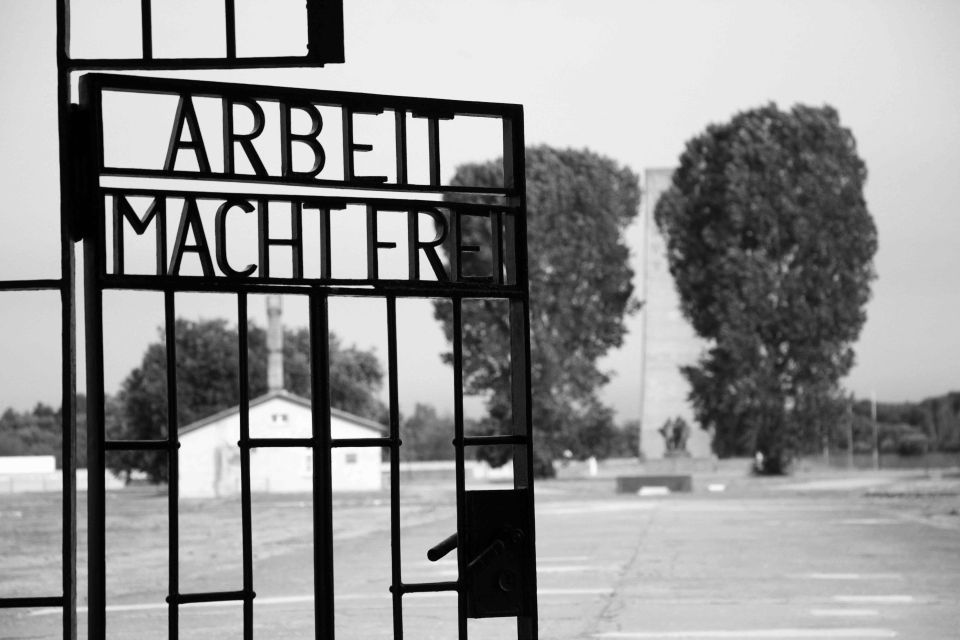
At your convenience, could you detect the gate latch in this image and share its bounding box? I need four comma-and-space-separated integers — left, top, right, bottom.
427, 489, 532, 618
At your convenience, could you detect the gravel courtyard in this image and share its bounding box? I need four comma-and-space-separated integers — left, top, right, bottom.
2, 469, 958, 639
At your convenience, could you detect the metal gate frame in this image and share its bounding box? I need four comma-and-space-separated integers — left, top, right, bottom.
76, 71, 537, 640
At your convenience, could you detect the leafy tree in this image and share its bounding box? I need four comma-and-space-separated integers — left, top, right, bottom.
0, 403, 61, 461
655, 104, 877, 473
400, 403, 455, 461
0, 399, 97, 469
435, 146, 641, 475
112, 318, 386, 481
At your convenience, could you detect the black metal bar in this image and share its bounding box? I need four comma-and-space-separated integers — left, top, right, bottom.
426, 533, 457, 562
56, 2, 76, 636
168, 590, 252, 605
386, 296, 403, 639
97, 187, 515, 215
245, 437, 315, 448
427, 117, 441, 187
307, 0, 344, 63
0, 278, 62, 291
330, 438, 394, 448
64, 56, 335, 71
82, 239, 105, 638
105, 440, 170, 451
81, 62, 107, 640
237, 294, 253, 640
504, 113, 538, 640
97, 276, 525, 299
99, 168, 515, 198
309, 293, 335, 640
394, 110, 408, 185
140, 0, 153, 60
164, 290, 179, 640
461, 434, 527, 447
394, 581, 459, 595
491, 211, 504, 285
224, 0, 237, 59
452, 298, 468, 640
0, 596, 64, 608
83, 73, 521, 119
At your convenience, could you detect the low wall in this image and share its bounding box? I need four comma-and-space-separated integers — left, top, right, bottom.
0, 469, 126, 494
383, 460, 514, 484
0, 455, 57, 474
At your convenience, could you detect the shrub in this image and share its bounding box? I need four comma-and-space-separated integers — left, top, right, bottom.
897, 433, 929, 457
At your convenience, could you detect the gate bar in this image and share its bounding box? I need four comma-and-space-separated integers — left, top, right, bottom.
56, 1, 76, 637
140, 0, 153, 60
0, 597, 64, 608
504, 114, 538, 640
82, 240, 105, 639
237, 293, 254, 640
0, 280, 61, 291
224, 0, 237, 59
170, 591, 249, 605
309, 293, 335, 639
386, 296, 403, 639
452, 298, 468, 640
396, 581, 459, 594
164, 290, 180, 640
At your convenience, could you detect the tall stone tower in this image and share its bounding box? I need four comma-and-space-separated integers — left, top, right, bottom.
266, 295, 284, 392
639, 168, 712, 459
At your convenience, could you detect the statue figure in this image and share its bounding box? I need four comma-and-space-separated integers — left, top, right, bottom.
659, 417, 691, 457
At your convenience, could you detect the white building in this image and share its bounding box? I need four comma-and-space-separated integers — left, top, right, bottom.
178, 390, 384, 497
178, 296, 385, 498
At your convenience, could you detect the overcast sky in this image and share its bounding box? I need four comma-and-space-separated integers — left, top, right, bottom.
1, 0, 959, 420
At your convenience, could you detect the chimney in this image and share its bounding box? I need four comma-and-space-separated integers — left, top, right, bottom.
266, 296, 284, 392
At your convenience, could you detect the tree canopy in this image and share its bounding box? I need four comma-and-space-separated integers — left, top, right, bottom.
655, 103, 877, 472
111, 318, 386, 481
435, 145, 641, 474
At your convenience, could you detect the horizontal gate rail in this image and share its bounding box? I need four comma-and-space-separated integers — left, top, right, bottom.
168, 591, 252, 605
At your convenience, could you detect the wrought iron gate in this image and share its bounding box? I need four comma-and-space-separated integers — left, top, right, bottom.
80, 75, 536, 639
1, 2, 536, 638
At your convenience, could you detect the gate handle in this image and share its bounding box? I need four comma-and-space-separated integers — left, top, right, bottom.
427, 532, 458, 561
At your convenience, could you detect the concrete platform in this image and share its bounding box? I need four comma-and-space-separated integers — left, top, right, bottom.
615, 474, 693, 493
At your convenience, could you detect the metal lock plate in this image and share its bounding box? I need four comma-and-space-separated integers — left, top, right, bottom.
463, 488, 532, 618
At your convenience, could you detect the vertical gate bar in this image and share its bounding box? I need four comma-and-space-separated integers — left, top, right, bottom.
386, 296, 403, 639
237, 293, 254, 639
83, 242, 106, 640
224, 0, 237, 59
394, 110, 407, 185
451, 297, 468, 640
164, 290, 180, 640
309, 292, 335, 640
306, 0, 345, 64
81, 66, 110, 640
427, 117, 441, 187
503, 110, 537, 640
56, 1, 76, 638
140, 0, 153, 60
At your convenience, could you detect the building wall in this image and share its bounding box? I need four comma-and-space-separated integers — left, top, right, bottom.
179, 396, 382, 498
639, 168, 712, 459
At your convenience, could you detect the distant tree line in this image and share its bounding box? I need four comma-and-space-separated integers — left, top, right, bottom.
831, 394, 960, 456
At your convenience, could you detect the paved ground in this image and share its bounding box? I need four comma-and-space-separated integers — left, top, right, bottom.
3, 470, 959, 639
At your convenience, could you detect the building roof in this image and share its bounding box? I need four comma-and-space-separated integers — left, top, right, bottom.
178, 389, 387, 437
